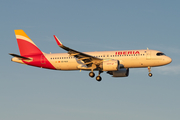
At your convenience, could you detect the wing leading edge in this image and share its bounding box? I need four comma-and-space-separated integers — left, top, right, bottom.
53, 35, 103, 68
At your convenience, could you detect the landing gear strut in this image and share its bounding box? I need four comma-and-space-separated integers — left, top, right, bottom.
148, 67, 153, 77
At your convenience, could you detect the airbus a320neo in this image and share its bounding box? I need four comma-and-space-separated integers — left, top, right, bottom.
9, 30, 172, 81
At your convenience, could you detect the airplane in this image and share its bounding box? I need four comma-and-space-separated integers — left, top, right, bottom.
9, 30, 172, 81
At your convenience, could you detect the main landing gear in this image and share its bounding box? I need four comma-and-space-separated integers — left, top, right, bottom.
148, 66, 153, 77
89, 72, 95, 78
89, 71, 103, 82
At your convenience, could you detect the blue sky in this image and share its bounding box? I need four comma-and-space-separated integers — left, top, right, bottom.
0, 0, 180, 120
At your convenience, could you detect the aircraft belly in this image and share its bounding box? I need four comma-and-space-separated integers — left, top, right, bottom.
137, 59, 163, 67
121, 58, 147, 68
59, 62, 78, 70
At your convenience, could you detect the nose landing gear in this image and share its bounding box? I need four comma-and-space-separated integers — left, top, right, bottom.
148, 73, 153, 77
148, 67, 153, 77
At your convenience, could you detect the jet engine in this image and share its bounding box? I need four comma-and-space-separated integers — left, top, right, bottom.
101, 60, 120, 71
107, 68, 129, 77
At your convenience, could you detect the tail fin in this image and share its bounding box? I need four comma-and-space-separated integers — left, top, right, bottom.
14, 30, 43, 56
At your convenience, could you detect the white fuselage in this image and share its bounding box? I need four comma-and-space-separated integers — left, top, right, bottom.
44, 49, 172, 70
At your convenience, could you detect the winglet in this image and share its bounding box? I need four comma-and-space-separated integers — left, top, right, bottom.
53, 35, 62, 46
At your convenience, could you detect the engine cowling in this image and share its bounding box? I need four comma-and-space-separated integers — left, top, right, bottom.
102, 60, 119, 71
107, 68, 129, 77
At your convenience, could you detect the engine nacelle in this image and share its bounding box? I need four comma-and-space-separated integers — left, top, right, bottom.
102, 60, 119, 71
107, 68, 129, 77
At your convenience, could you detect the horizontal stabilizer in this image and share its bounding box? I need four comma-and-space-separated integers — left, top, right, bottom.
9, 53, 31, 60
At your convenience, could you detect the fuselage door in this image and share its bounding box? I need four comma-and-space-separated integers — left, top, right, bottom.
41, 55, 46, 64
146, 50, 151, 60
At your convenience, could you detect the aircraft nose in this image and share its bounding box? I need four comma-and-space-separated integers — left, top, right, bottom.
166, 57, 172, 64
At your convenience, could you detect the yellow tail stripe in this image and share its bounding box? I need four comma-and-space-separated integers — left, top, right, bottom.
14, 30, 31, 40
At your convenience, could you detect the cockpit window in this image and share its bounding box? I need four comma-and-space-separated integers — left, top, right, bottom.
156, 52, 166, 56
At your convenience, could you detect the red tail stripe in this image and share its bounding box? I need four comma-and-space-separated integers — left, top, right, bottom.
17, 39, 42, 56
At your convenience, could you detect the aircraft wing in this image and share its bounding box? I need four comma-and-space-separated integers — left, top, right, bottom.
53, 35, 103, 67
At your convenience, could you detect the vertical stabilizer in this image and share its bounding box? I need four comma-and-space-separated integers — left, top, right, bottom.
14, 30, 42, 56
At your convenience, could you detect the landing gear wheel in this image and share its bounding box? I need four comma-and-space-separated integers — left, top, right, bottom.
148, 73, 153, 77
148, 67, 153, 77
89, 72, 95, 78
96, 76, 102, 81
